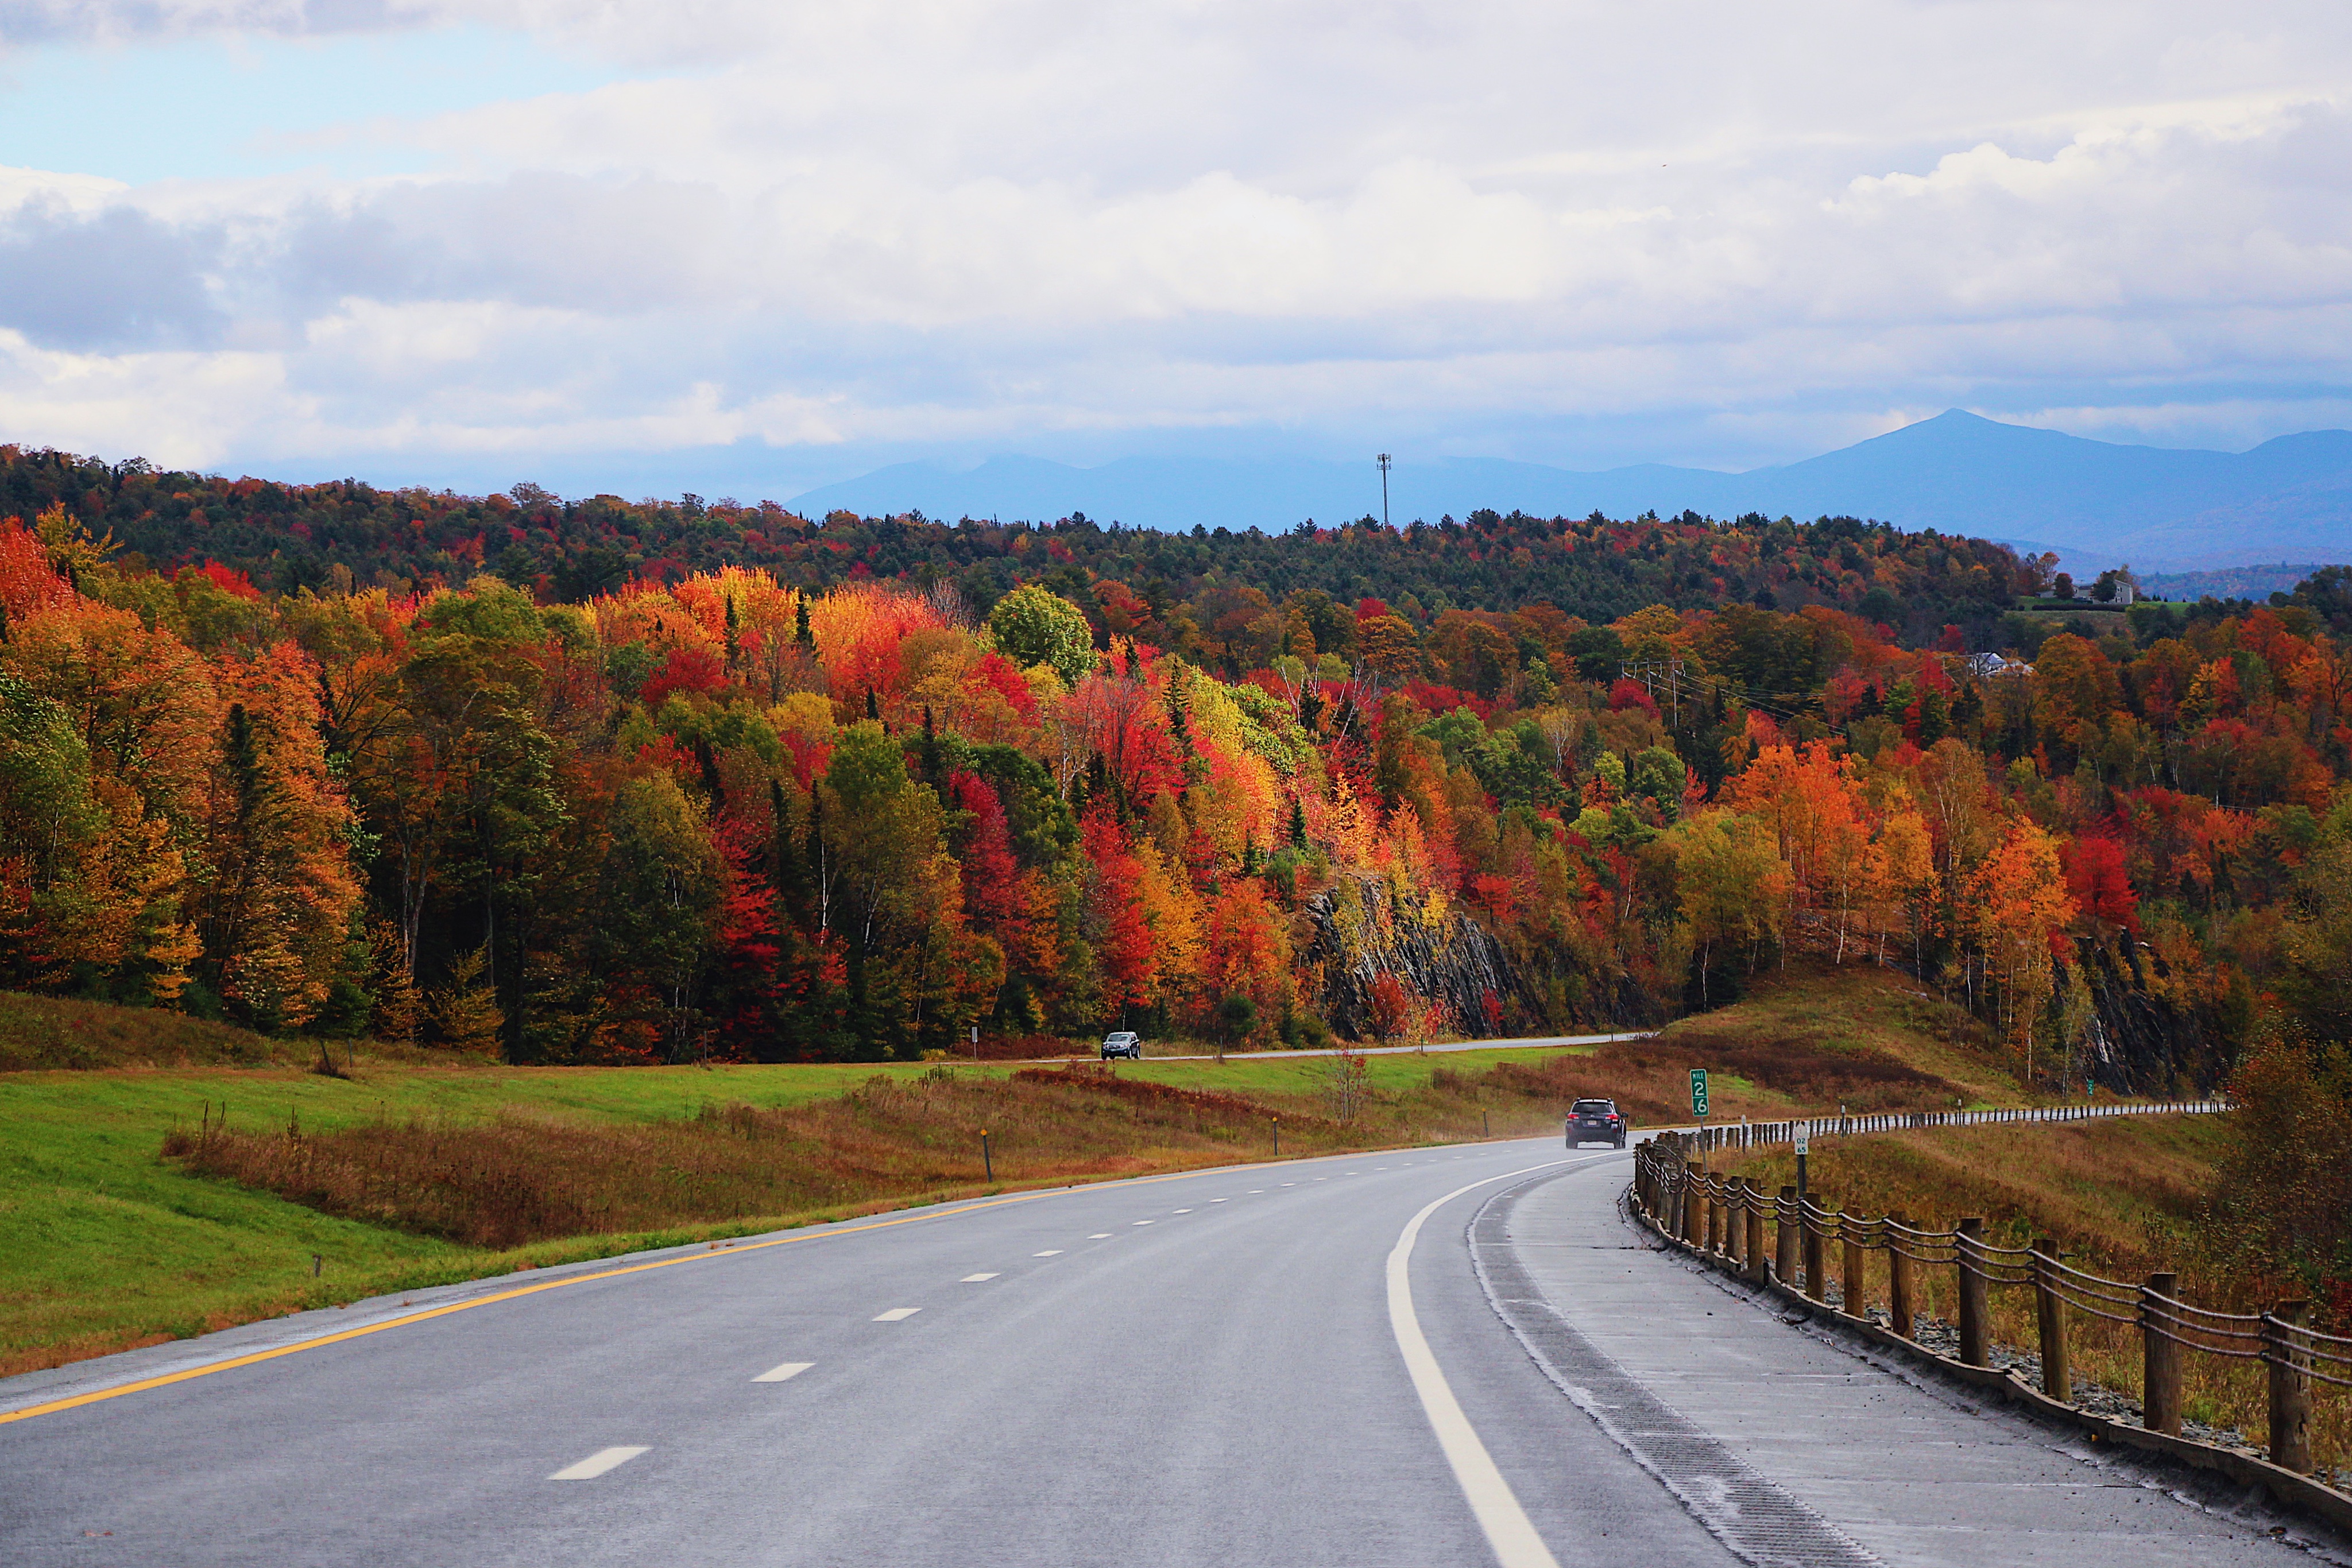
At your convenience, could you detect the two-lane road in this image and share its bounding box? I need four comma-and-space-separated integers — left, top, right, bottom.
3, 1140, 1738, 1567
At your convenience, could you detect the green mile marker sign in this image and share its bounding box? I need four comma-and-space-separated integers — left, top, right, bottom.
1690, 1068, 1709, 1117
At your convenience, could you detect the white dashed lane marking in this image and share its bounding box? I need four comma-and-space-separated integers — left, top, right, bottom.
960, 1273, 999, 1282
550, 1447, 647, 1481
1132, 1220, 1154, 1226
1033, 1250, 1063, 1257
752, 1362, 813, 1383
873, 1308, 921, 1321
1088, 1233, 1112, 1239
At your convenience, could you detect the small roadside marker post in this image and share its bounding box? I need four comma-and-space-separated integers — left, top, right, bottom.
980, 1130, 992, 1182
1690, 1068, 1708, 1165
1271, 1118, 1280, 1156
1794, 1120, 1810, 1209
970, 1024, 980, 1064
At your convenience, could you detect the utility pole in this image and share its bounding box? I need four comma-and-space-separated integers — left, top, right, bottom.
1619, 657, 1687, 728
1376, 454, 1391, 529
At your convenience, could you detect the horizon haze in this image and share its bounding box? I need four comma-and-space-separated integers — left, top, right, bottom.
789, 410, 2352, 574
3, 3, 2352, 528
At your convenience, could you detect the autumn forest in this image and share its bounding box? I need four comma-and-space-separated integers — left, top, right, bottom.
6, 444, 2352, 1102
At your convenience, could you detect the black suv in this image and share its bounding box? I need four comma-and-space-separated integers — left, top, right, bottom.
1567, 1099, 1627, 1148
1100, 1031, 1143, 1060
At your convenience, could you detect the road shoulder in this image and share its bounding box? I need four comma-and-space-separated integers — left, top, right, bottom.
1490, 1164, 2347, 1567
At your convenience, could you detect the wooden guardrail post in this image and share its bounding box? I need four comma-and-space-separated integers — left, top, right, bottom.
1775, 1186, 1798, 1284
1744, 1183, 1767, 1284
2142, 1270, 2181, 1436
1840, 1214, 1865, 1317
1704, 1175, 1720, 1255
1887, 1213, 1914, 1339
2267, 1299, 2312, 1474
1956, 1218, 1989, 1366
1682, 1162, 1703, 1245
2032, 1237, 2069, 1401
1804, 1201, 1830, 1302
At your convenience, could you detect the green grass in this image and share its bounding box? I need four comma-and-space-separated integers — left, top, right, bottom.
0, 1055, 989, 1376
0, 966, 2022, 1381
0, 1025, 1632, 1377
0, 991, 390, 1072
1126, 1046, 1591, 1097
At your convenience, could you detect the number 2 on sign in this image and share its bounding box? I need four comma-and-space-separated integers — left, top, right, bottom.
1690, 1067, 1708, 1118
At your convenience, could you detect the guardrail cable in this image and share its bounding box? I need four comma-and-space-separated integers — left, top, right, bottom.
1626, 1098, 2352, 1482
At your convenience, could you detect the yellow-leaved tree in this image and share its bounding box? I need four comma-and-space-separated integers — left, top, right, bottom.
1668, 808, 1789, 1004
1862, 806, 1937, 969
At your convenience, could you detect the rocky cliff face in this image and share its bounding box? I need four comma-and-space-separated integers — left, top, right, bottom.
2067, 933, 2230, 1095
1298, 876, 1520, 1038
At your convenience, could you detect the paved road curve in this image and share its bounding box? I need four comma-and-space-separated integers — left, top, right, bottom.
0, 1141, 1731, 1567
1024, 1029, 1654, 1063
1, 1138, 2335, 1566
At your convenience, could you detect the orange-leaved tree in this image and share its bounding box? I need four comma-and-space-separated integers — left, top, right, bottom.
1964, 818, 2078, 1071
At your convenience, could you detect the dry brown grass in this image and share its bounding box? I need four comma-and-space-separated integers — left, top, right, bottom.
1717, 1116, 2348, 1476
1654, 962, 2016, 1110
161, 1064, 1388, 1248
0, 989, 443, 1073
1418, 981, 1962, 1131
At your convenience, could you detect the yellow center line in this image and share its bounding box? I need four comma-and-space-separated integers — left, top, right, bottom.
0, 1143, 1457, 1427
0, 1188, 1071, 1427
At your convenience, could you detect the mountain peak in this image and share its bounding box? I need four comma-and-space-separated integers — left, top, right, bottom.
787, 414, 2352, 571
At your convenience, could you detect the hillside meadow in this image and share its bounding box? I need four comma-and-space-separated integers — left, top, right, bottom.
0, 967, 2065, 1377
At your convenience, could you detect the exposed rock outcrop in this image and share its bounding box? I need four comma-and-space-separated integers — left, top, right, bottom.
2066, 933, 2228, 1095
1297, 873, 1558, 1038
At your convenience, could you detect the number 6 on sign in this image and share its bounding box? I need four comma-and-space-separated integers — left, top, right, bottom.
1689, 1068, 1708, 1118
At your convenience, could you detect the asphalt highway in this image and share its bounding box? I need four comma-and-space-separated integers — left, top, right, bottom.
3, 1139, 1737, 1567
2, 1135, 2333, 1566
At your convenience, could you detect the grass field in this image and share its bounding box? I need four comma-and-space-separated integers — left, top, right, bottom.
0, 1027, 1659, 1377
0, 965, 2066, 1379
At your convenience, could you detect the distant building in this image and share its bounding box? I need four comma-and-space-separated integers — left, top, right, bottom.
1966, 652, 2033, 679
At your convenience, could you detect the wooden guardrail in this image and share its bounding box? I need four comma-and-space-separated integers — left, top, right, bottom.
1630, 1117, 2352, 1523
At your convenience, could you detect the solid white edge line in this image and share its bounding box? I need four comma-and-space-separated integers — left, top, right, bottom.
752, 1361, 813, 1383
1386, 1155, 1608, 1568
550, 1445, 647, 1480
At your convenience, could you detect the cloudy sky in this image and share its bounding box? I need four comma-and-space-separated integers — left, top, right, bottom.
1, 1, 2350, 502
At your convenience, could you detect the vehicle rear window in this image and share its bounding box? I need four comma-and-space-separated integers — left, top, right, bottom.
1572, 1101, 1612, 1114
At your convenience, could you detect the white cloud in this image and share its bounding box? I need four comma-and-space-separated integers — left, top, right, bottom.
2, 0, 2352, 483
0, 163, 126, 215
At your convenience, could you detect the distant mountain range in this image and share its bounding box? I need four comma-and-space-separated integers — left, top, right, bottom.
788, 411, 2352, 574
